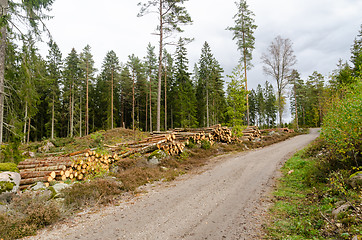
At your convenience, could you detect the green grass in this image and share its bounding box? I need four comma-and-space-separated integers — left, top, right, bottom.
265, 142, 362, 240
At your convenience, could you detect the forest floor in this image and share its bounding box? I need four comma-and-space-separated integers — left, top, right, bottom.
22, 129, 319, 240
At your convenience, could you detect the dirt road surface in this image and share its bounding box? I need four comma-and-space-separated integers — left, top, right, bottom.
28, 129, 320, 240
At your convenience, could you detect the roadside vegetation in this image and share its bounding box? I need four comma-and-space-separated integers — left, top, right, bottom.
265, 77, 362, 239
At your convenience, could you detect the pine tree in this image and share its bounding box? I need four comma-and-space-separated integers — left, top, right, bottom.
138, 0, 192, 131
227, 0, 257, 126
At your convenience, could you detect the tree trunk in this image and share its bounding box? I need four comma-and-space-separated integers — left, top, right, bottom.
27, 117, 31, 144
111, 68, 114, 129
242, 30, 250, 126
156, 0, 163, 132
86, 61, 89, 135
23, 102, 28, 143
69, 81, 73, 137
164, 62, 167, 131
79, 93, 82, 137
149, 75, 152, 132
51, 96, 55, 139
294, 84, 298, 129
206, 87, 209, 127
0, 0, 8, 144
132, 70, 135, 132
146, 80, 148, 132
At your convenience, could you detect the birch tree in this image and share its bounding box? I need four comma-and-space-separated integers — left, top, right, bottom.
261, 36, 296, 126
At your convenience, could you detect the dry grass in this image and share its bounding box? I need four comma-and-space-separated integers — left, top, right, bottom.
0, 192, 62, 239
61, 178, 123, 209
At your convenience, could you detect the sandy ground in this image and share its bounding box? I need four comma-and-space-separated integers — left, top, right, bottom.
26, 129, 320, 240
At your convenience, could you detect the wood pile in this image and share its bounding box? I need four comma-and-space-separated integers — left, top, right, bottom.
19, 157, 72, 188
18, 125, 241, 187
59, 150, 119, 181
242, 126, 262, 141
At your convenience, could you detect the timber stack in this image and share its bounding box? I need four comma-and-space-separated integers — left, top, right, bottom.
18, 156, 72, 188
242, 126, 262, 141
60, 150, 119, 181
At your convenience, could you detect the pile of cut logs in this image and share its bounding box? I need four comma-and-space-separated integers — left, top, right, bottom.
241, 126, 262, 141
59, 150, 120, 181
18, 125, 242, 188
18, 157, 72, 189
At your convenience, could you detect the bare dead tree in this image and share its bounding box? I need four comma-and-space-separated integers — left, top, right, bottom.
261, 36, 296, 126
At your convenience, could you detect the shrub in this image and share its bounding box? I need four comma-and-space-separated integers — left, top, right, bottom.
0, 192, 62, 239
0, 139, 24, 164
200, 139, 211, 150
62, 178, 122, 209
321, 81, 362, 167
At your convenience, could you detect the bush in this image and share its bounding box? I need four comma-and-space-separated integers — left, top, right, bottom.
0, 139, 24, 164
321, 81, 362, 167
200, 139, 211, 150
0, 192, 62, 239
62, 178, 122, 209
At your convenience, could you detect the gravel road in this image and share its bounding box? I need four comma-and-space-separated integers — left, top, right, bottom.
29, 129, 320, 240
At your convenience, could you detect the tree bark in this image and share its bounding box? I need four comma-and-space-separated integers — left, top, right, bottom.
149, 75, 152, 132
79, 92, 82, 137
164, 62, 167, 131
51, 96, 54, 139
0, 0, 8, 144
86, 61, 89, 135
156, 0, 163, 132
132, 70, 135, 132
111, 67, 114, 129
23, 102, 28, 143
27, 117, 30, 144
206, 87, 209, 127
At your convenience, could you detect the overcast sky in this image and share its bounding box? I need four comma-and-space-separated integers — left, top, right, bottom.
39, 0, 361, 93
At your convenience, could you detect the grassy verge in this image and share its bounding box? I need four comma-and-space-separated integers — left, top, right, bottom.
265, 139, 362, 240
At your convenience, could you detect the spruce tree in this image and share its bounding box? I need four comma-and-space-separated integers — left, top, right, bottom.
0, 0, 55, 143
80, 45, 96, 135
173, 38, 197, 127
63, 48, 80, 137
46, 40, 62, 139
99, 50, 120, 130
227, 0, 257, 126
143, 43, 157, 132
226, 64, 247, 127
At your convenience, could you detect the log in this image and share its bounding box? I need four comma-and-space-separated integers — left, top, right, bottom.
20, 170, 61, 179
20, 165, 69, 172
20, 176, 48, 185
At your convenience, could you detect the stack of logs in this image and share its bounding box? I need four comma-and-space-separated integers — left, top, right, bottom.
18, 157, 72, 189
18, 125, 241, 188
241, 126, 262, 141
59, 150, 120, 181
